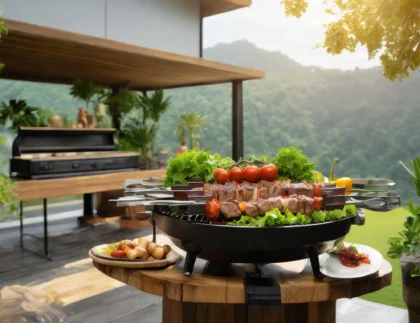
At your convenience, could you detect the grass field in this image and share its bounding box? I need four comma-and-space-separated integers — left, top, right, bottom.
346, 207, 410, 308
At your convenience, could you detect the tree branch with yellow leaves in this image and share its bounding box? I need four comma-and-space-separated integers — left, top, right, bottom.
281, 0, 420, 81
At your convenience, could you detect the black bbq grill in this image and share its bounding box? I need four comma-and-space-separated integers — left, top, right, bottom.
10, 127, 140, 179
152, 204, 365, 277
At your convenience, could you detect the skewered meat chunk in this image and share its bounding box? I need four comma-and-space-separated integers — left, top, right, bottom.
295, 183, 314, 198
298, 198, 306, 215
242, 181, 259, 187
271, 185, 285, 197
259, 186, 270, 199
260, 180, 273, 188
270, 196, 286, 212
284, 184, 296, 195
219, 186, 236, 202
257, 199, 272, 215
203, 183, 220, 199
220, 202, 241, 219
242, 185, 256, 201
287, 195, 299, 213
245, 202, 259, 217
303, 196, 315, 216
236, 186, 244, 202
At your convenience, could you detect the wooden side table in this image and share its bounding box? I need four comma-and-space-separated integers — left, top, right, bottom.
92, 235, 392, 323
13, 169, 165, 258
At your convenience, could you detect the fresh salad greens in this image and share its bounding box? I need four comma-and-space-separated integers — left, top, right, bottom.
163, 149, 233, 187
272, 147, 316, 182
228, 205, 357, 227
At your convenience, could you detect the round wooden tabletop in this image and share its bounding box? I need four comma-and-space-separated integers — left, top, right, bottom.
92, 235, 392, 305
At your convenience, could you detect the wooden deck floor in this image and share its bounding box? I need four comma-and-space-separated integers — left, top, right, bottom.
0, 219, 162, 323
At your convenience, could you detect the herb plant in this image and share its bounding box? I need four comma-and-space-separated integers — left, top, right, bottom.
70, 79, 106, 114
387, 157, 420, 277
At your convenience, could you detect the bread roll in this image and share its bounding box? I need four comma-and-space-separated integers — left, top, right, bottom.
127, 248, 140, 259
147, 242, 157, 254
152, 247, 164, 260
135, 246, 148, 260
163, 245, 171, 255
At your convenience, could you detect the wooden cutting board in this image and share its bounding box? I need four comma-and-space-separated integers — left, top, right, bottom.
89, 249, 180, 269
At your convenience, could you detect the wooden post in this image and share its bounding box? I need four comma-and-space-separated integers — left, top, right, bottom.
232, 81, 244, 161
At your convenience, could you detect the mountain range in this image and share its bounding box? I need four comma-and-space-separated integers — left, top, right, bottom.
0, 40, 419, 201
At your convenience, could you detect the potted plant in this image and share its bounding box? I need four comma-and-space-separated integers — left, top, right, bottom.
119, 111, 156, 169
388, 156, 420, 323
0, 100, 39, 131
70, 80, 106, 127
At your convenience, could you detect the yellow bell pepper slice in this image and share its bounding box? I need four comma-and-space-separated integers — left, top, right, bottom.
334, 177, 353, 193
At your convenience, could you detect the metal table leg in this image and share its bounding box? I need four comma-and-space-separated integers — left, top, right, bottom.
19, 201, 23, 249
20, 199, 51, 260
43, 198, 48, 257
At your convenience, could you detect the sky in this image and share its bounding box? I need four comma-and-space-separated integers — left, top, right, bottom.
203, 1, 381, 70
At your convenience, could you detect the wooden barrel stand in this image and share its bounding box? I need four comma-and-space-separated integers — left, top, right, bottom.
162, 298, 336, 323
93, 235, 392, 323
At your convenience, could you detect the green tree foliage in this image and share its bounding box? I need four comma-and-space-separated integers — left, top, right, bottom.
0, 100, 39, 131
280, 0, 420, 81
0, 19, 7, 73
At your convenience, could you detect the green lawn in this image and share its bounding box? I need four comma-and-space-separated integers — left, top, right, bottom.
346, 207, 409, 308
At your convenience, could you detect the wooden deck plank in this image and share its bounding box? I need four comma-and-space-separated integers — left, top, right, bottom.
0, 219, 152, 288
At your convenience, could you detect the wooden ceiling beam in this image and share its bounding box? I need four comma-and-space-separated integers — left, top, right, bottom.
0, 19, 264, 91
201, 0, 252, 17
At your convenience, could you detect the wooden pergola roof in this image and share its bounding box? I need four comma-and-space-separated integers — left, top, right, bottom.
202, 0, 252, 17
0, 19, 264, 91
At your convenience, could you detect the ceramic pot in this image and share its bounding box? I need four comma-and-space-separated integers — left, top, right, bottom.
401, 253, 420, 323
87, 114, 96, 127
50, 115, 63, 128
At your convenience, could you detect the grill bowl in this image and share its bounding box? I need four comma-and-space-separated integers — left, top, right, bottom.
152, 205, 363, 276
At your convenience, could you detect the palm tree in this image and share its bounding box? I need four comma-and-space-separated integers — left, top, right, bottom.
121, 111, 156, 166
173, 123, 187, 146
178, 112, 209, 149
138, 90, 171, 155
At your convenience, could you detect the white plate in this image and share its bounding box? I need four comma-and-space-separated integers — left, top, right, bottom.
319, 243, 383, 279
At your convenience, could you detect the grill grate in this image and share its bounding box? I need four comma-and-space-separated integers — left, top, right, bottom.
155, 205, 210, 224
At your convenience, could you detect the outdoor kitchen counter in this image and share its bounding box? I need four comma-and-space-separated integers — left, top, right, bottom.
93, 235, 392, 323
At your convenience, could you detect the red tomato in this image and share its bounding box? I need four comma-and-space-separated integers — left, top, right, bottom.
313, 184, 320, 197
213, 168, 229, 184
111, 250, 126, 258
260, 164, 278, 181
243, 165, 261, 182
205, 198, 220, 221
229, 167, 244, 183
314, 197, 323, 211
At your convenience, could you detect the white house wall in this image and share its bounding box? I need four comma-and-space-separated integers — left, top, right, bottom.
2, 0, 201, 56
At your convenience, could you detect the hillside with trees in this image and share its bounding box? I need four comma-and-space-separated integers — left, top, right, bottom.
0, 40, 418, 201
